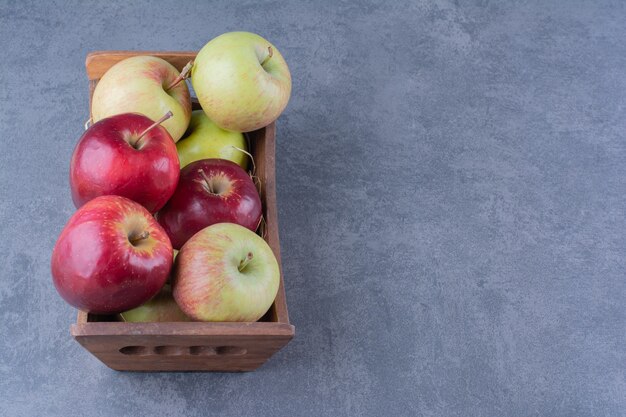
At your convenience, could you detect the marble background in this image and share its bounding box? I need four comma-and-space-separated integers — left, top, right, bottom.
0, 1, 624, 416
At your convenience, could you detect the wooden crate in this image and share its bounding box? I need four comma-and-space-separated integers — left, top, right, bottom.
69, 51, 294, 372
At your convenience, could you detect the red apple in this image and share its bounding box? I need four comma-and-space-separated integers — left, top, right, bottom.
51, 195, 173, 314
70, 112, 180, 213
157, 159, 262, 249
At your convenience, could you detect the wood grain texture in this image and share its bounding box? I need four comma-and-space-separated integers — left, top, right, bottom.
73, 50, 294, 372
249, 124, 291, 324
71, 321, 294, 372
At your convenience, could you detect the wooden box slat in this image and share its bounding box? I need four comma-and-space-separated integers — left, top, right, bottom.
71, 51, 294, 372
85, 51, 198, 80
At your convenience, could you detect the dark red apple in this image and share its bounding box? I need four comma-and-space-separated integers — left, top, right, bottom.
51, 195, 173, 314
157, 159, 262, 249
70, 112, 179, 213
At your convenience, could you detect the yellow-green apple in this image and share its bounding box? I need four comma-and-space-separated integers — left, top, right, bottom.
119, 284, 191, 322
157, 159, 262, 249
192, 31, 291, 132
125, 248, 178, 326
176, 110, 248, 169
70, 112, 179, 213
51, 195, 173, 314
173, 223, 280, 321
92, 56, 192, 141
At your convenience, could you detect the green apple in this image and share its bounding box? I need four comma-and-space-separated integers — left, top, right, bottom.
173, 223, 280, 322
92, 56, 192, 142
176, 110, 248, 169
192, 31, 291, 132
119, 284, 191, 322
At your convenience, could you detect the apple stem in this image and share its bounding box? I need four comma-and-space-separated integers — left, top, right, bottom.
135, 111, 173, 145
238, 252, 254, 272
260, 46, 273, 67
251, 174, 262, 197
257, 215, 267, 239
230, 145, 256, 175
198, 169, 217, 194
129, 230, 150, 245
166, 61, 194, 91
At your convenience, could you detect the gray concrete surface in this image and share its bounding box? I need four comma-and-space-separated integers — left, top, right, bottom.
0, 1, 624, 416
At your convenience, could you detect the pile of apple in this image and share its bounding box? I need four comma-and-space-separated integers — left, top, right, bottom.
51, 32, 291, 323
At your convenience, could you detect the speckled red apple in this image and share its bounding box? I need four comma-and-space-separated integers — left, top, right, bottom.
51, 195, 173, 314
157, 159, 262, 249
70, 112, 180, 213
